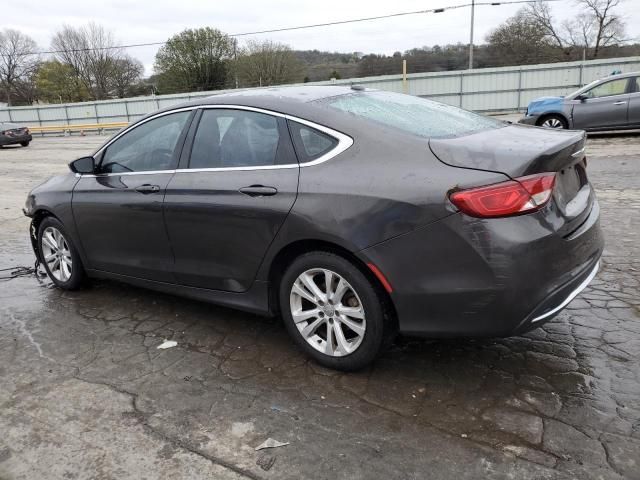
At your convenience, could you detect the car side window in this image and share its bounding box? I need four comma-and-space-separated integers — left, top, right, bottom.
100, 111, 190, 173
629, 77, 639, 93
189, 109, 282, 169
288, 121, 339, 163
583, 79, 628, 99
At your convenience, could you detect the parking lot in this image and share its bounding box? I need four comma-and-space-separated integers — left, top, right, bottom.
0, 134, 639, 479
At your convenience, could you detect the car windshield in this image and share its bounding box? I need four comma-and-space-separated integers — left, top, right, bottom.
567, 77, 610, 98
316, 91, 504, 138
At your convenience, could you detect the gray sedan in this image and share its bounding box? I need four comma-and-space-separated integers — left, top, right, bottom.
519, 71, 640, 131
24, 86, 603, 370
0, 122, 32, 147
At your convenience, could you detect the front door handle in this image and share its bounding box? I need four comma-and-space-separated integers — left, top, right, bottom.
613, 101, 627, 105
239, 185, 278, 197
135, 184, 160, 194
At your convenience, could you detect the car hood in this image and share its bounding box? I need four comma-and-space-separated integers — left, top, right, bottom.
527, 96, 565, 115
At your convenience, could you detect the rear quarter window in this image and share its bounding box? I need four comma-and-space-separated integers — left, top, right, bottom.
288, 121, 339, 163
317, 91, 503, 139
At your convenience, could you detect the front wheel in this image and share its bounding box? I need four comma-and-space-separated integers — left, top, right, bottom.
20, 141, 30, 147
279, 251, 391, 371
537, 114, 568, 129
38, 217, 85, 289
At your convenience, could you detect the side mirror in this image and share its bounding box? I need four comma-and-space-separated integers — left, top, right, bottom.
575, 94, 588, 102
69, 156, 95, 174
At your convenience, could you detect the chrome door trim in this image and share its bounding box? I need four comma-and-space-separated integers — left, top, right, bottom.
80, 104, 354, 178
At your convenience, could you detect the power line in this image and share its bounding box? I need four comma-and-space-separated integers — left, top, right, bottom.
3, 0, 564, 57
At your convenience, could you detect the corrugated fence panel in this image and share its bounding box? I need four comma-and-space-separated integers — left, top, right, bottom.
1, 56, 638, 130
127, 98, 159, 115
38, 107, 66, 122
582, 60, 640, 84
65, 104, 98, 124
96, 102, 127, 120
464, 70, 520, 93
6, 108, 37, 123
410, 74, 460, 96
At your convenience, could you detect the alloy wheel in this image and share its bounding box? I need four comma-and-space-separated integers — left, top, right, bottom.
541, 118, 564, 128
41, 226, 73, 282
289, 268, 366, 357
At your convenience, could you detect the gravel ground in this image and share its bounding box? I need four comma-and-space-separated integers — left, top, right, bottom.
0, 133, 638, 480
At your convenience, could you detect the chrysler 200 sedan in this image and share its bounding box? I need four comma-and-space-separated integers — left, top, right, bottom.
24, 86, 603, 370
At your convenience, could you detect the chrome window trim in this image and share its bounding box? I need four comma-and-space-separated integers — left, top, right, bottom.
531, 261, 599, 324
79, 104, 353, 178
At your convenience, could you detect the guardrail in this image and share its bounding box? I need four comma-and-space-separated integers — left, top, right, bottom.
28, 122, 127, 135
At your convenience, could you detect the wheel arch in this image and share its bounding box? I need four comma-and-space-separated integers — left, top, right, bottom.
267, 238, 397, 327
536, 111, 569, 128
29, 209, 60, 261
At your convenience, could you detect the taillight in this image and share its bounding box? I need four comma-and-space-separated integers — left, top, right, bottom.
449, 173, 556, 218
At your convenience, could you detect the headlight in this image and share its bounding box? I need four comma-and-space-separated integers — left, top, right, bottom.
23, 195, 35, 216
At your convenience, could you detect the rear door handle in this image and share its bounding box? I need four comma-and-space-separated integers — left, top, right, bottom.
239, 185, 278, 197
613, 101, 627, 105
135, 184, 160, 194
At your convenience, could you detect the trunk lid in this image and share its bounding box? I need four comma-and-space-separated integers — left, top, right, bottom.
430, 124, 592, 227
429, 124, 586, 178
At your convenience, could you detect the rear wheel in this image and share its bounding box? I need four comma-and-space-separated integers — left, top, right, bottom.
279, 251, 390, 371
537, 114, 568, 129
38, 217, 85, 289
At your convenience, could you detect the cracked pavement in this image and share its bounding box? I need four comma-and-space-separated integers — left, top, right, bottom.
0, 135, 639, 479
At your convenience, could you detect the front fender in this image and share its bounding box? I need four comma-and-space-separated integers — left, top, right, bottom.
24, 173, 86, 264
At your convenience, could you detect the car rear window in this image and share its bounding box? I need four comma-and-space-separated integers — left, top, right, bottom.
317, 91, 503, 139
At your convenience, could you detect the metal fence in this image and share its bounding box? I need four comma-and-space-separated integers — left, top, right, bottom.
1, 55, 639, 130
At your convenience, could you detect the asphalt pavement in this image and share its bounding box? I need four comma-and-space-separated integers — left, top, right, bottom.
0, 133, 638, 479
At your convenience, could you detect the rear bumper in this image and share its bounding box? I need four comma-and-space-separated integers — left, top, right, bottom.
513, 259, 599, 334
0, 133, 32, 146
360, 196, 603, 337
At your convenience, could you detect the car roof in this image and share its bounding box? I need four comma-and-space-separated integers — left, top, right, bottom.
140, 85, 367, 129
202, 85, 359, 104
175, 85, 362, 114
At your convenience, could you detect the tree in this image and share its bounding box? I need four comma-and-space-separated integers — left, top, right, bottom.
525, 0, 625, 58
111, 55, 144, 98
51, 23, 132, 100
35, 60, 90, 103
569, 0, 625, 57
234, 40, 302, 87
0, 29, 39, 106
486, 9, 557, 65
154, 27, 233, 93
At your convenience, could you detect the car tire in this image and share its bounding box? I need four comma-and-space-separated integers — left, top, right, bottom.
279, 251, 392, 371
537, 114, 568, 129
37, 216, 85, 290
20, 141, 30, 147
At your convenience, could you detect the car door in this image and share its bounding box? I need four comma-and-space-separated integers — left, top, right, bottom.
72, 110, 193, 281
626, 76, 640, 127
163, 107, 299, 292
571, 77, 631, 130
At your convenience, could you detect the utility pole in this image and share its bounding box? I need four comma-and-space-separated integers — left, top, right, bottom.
234, 38, 239, 89
468, 0, 475, 70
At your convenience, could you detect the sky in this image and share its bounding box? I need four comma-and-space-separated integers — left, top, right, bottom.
4, 0, 640, 75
